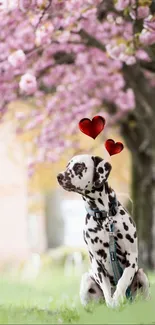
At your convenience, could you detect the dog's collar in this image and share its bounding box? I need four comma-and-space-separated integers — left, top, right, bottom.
85, 206, 108, 219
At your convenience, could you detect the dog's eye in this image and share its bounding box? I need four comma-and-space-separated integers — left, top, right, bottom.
73, 163, 84, 174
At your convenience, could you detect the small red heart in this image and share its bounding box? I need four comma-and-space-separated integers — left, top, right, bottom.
79, 116, 105, 139
105, 139, 124, 156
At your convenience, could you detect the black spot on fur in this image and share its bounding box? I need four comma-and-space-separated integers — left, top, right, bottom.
120, 209, 125, 215
103, 242, 109, 248
89, 200, 97, 210
73, 162, 86, 177
126, 260, 131, 267
126, 234, 134, 243
104, 162, 111, 171
85, 213, 90, 225
92, 185, 103, 192
132, 263, 135, 268
97, 264, 106, 277
117, 233, 123, 239
123, 222, 129, 231
116, 242, 121, 249
92, 156, 103, 167
84, 237, 87, 245
117, 256, 126, 265
129, 217, 136, 227
94, 237, 99, 243
83, 231, 87, 244
98, 198, 104, 205
116, 248, 124, 256
98, 272, 102, 283
109, 194, 115, 202
104, 182, 109, 194
88, 227, 100, 233
88, 288, 96, 294
85, 190, 90, 195
93, 172, 101, 187
98, 167, 103, 173
108, 274, 115, 286
89, 251, 93, 262
96, 249, 107, 259
108, 194, 117, 216
86, 231, 90, 238
134, 231, 137, 238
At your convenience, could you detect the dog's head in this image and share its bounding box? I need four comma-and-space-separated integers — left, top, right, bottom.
57, 154, 111, 195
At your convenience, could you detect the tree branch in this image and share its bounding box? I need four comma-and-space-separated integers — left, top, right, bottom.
35, 0, 53, 29
140, 60, 155, 72
77, 29, 105, 51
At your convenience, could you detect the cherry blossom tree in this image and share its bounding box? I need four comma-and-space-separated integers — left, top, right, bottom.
0, 0, 155, 268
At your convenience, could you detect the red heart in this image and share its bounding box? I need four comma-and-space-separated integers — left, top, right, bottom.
105, 139, 124, 156
79, 116, 105, 139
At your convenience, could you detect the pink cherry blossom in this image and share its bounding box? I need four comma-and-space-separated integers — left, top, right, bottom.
144, 16, 155, 32
115, 0, 130, 11
19, 73, 37, 95
0, 0, 153, 174
139, 30, 155, 46
8, 49, 26, 67
106, 43, 127, 60
35, 23, 54, 46
130, 6, 150, 20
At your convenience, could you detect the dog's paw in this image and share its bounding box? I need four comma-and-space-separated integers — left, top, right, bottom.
106, 298, 118, 309
111, 293, 124, 309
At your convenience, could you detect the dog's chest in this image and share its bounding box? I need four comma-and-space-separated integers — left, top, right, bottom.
84, 216, 109, 248
84, 216, 112, 262
83, 214, 126, 277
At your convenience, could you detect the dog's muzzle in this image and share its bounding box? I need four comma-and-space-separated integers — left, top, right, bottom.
57, 173, 64, 185
57, 172, 73, 191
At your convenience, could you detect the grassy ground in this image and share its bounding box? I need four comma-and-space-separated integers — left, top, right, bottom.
0, 268, 154, 324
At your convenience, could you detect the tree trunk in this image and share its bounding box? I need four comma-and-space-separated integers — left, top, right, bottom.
121, 64, 155, 270
132, 152, 155, 269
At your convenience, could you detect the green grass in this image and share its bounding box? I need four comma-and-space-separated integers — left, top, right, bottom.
0, 268, 154, 324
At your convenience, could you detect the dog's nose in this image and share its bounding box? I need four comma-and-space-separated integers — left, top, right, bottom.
57, 173, 64, 184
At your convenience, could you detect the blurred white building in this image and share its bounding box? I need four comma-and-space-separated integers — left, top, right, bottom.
61, 199, 85, 247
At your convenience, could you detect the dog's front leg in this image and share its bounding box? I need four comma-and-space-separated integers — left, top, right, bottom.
91, 260, 113, 308
112, 253, 138, 307
99, 278, 113, 308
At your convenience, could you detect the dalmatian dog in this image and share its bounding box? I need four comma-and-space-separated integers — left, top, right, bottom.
57, 154, 150, 308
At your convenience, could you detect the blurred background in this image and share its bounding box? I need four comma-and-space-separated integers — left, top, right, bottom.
0, 0, 155, 323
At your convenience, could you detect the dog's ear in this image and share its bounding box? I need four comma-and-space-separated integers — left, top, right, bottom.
92, 156, 112, 188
